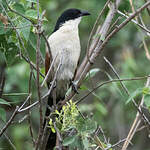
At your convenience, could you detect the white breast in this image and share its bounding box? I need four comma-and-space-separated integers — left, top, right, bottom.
48, 23, 81, 81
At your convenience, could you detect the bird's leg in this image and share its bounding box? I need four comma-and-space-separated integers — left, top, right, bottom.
48, 81, 57, 89
70, 80, 79, 94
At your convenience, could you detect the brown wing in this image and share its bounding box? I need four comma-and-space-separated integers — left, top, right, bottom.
45, 50, 51, 76
45, 50, 53, 87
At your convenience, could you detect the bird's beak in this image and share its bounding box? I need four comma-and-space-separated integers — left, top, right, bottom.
80, 10, 90, 16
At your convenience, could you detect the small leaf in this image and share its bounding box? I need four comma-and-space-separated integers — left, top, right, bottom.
142, 87, 150, 95
95, 102, 107, 115
51, 127, 56, 133
12, 3, 25, 14
144, 95, 150, 108
80, 85, 88, 91
82, 137, 89, 150
5, 43, 18, 66
126, 88, 143, 104
25, 9, 38, 22
63, 135, 76, 146
18, 19, 31, 41
0, 98, 11, 106
85, 68, 100, 81
100, 35, 105, 41
0, 108, 6, 122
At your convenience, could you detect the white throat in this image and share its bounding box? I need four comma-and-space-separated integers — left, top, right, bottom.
59, 17, 81, 31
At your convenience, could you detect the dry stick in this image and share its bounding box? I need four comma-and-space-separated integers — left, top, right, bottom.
0, 106, 19, 137
35, 0, 43, 149
21, 54, 45, 79
65, 1, 120, 104
144, 0, 150, 15
28, 72, 35, 146
117, 10, 150, 35
40, 58, 62, 150
76, 75, 150, 105
4, 133, 17, 150
103, 57, 150, 125
74, 0, 150, 96
86, 0, 111, 57
0, 92, 32, 137
105, 138, 127, 150
103, 57, 150, 148
122, 77, 150, 150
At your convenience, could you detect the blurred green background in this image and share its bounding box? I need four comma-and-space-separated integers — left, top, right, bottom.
0, 0, 150, 150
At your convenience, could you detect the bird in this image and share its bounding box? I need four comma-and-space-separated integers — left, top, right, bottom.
44, 8, 90, 150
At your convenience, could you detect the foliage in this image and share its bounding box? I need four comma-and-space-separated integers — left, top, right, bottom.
49, 100, 97, 150
0, 0, 150, 150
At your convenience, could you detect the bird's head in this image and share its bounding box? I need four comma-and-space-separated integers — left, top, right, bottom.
53, 8, 90, 32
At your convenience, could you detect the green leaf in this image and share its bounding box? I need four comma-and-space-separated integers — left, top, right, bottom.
144, 95, 150, 108
126, 88, 143, 104
142, 87, 150, 95
95, 102, 107, 115
84, 119, 97, 134
63, 135, 76, 146
25, 9, 38, 22
0, 98, 11, 106
0, 108, 6, 122
100, 35, 105, 41
29, 32, 37, 50
4, 43, 18, 66
18, 19, 31, 41
80, 85, 88, 91
82, 137, 89, 150
85, 68, 100, 81
12, 3, 25, 14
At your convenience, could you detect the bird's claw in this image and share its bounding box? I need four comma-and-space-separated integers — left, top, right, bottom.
71, 81, 79, 94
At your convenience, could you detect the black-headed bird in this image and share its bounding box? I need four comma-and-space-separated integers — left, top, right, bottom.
45, 8, 90, 150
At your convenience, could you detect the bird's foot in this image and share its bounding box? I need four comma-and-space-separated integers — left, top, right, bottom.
49, 81, 57, 89
71, 81, 79, 94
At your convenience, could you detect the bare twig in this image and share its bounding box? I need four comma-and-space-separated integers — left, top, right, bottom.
28, 72, 35, 146
122, 77, 150, 150
5, 0, 34, 24
86, 0, 111, 59
117, 10, 150, 35
103, 57, 150, 125
105, 138, 127, 150
0, 106, 19, 137
76, 75, 150, 105
35, 0, 43, 148
4, 133, 17, 150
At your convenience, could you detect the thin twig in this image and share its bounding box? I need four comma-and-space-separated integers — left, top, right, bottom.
28, 72, 35, 146
0, 106, 19, 137
86, 0, 111, 59
117, 10, 150, 35
122, 77, 150, 150
105, 138, 127, 150
75, 75, 150, 105
5, 0, 34, 24
35, 0, 43, 148
4, 133, 17, 150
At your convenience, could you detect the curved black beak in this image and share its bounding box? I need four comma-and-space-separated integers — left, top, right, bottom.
80, 10, 90, 16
